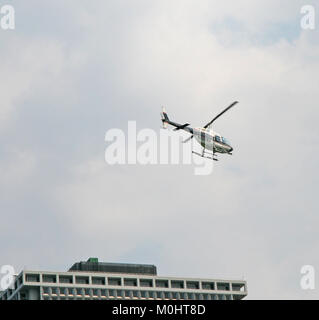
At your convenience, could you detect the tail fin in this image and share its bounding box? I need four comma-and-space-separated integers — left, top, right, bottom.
161, 106, 169, 128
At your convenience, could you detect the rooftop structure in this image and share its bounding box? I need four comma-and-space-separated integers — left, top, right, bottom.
0, 258, 247, 300
69, 258, 157, 276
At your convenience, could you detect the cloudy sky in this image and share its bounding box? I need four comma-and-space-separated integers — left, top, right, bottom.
1, 0, 318, 299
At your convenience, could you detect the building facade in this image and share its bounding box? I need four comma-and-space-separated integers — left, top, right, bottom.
0, 259, 247, 300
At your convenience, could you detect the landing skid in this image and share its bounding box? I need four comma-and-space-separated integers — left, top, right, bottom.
192, 150, 218, 161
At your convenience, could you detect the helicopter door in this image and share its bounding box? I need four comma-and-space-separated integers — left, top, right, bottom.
201, 130, 206, 147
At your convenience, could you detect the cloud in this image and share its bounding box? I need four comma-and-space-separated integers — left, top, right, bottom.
0, 0, 318, 299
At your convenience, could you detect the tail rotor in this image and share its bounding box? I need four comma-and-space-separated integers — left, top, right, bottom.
161, 106, 169, 129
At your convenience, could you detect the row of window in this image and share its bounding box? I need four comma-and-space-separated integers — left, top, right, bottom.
42, 287, 237, 300
25, 273, 243, 291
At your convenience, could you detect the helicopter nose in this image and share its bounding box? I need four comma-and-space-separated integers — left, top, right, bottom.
229, 147, 233, 152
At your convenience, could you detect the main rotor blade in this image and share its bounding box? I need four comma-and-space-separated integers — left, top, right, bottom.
203, 101, 238, 129
183, 135, 193, 143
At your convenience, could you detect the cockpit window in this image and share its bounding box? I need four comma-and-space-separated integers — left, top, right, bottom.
222, 137, 230, 145
215, 136, 221, 142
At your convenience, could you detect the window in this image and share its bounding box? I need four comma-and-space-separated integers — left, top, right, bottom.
140, 291, 147, 298
92, 289, 99, 296
51, 287, 58, 295
171, 280, 184, 288
92, 277, 105, 285
116, 290, 123, 298
186, 281, 199, 289
187, 293, 194, 300
164, 292, 170, 299
215, 136, 221, 143
108, 289, 115, 298
42, 274, 56, 283
217, 283, 230, 291
100, 289, 107, 297
59, 288, 67, 295
124, 278, 137, 287
148, 291, 155, 299
155, 280, 169, 288
125, 290, 131, 298
25, 274, 40, 282
202, 282, 214, 290
59, 275, 73, 284
172, 292, 178, 299
156, 291, 163, 299
222, 137, 230, 145
42, 287, 50, 294
140, 279, 153, 287
132, 290, 139, 298
76, 276, 89, 285
108, 277, 121, 286
76, 288, 83, 296
179, 292, 186, 300
67, 288, 74, 295
232, 283, 245, 292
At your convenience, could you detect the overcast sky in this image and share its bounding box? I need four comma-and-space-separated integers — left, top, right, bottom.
1, 0, 319, 299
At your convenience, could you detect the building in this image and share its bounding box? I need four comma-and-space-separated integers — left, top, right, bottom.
0, 258, 247, 300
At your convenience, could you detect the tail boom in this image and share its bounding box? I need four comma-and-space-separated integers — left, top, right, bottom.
160, 107, 193, 134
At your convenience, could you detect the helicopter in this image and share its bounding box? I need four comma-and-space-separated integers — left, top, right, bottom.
160, 101, 238, 161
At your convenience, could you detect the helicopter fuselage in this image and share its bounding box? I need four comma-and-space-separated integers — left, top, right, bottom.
193, 128, 233, 154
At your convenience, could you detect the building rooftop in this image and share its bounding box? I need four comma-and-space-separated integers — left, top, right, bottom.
68, 258, 157, 276
0, 257, 247, 300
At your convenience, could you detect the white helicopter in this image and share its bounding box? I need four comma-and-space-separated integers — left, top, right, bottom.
161, 101, 238, 161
